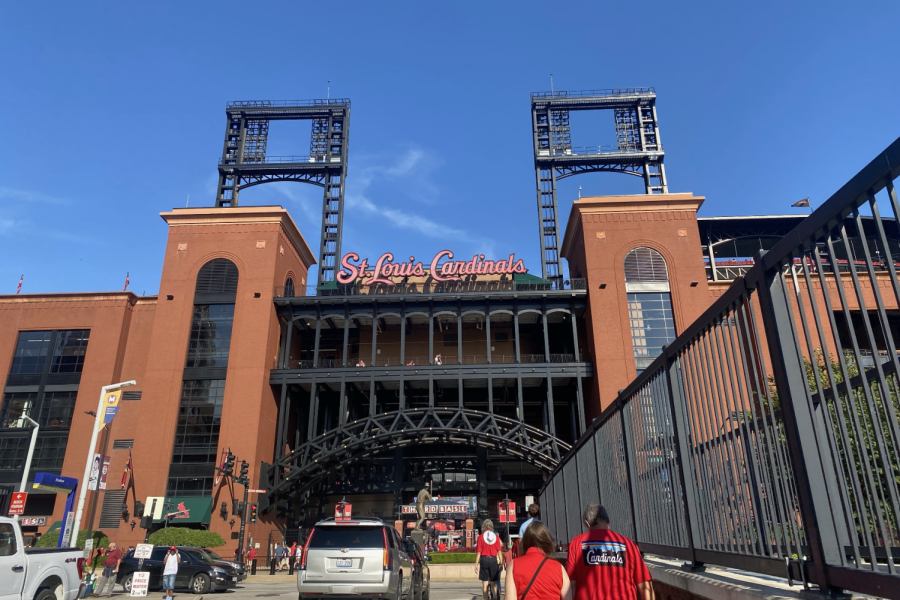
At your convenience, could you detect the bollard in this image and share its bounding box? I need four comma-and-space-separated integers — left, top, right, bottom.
288, 559, 294, 576
270, 555, 276, 575
251, 558, 257, 575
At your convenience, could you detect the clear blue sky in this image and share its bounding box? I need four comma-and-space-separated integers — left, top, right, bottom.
2, 2, 899, 294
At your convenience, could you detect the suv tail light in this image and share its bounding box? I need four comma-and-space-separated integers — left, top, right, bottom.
300, 534, 312, 570
382, 529, 391, 570
76, 558, 85, 579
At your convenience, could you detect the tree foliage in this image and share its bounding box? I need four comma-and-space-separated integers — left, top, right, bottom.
148, 527, 226, 548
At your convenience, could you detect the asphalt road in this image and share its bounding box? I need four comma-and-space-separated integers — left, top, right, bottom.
107, 579, 495, 600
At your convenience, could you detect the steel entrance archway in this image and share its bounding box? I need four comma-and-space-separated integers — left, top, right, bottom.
266, 407, 571, 498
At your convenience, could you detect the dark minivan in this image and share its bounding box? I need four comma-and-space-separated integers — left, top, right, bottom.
117, 546, 240, 594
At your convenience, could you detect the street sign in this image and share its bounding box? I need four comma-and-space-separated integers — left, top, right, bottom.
83, 538, 94, 559
20, 517, 46, 526
335, 502, 352, 521
9, 492, 27, 515
130, 571, 150, 597
248, 489, 266, 494
134, 544, 153, 559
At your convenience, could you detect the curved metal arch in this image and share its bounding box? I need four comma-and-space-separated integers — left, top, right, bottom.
267, 407, 570, 497
546, 308, 572, 316
488, 309, 515, 317
375, 312, 403, 319
433, 310, 458, 318
461, 310, 486, 318
555, 165, 644, 181
238, 175, 325, 191
404, 311, 430, 319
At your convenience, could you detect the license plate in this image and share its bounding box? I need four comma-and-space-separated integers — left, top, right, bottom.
232, 577, 237, 582
336, 559, 352, 568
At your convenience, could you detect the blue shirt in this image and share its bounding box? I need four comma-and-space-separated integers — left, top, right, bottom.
518, 517, 540, 538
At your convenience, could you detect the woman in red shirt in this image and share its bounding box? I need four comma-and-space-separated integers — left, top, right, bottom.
505, 522, 571, 600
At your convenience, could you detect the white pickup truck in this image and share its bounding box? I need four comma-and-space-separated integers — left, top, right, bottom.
0, 516, 85, 600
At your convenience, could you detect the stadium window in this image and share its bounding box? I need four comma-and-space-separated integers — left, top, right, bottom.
624, 247, 677, 373
10, 332, 52, 375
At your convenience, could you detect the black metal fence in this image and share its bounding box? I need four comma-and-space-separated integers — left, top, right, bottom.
541, 137, 900, 599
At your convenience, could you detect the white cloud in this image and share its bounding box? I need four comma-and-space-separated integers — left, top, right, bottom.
0, 187, 69, 205
344, 147, 493, 253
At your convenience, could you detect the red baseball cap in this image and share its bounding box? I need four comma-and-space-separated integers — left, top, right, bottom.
170, 546, 176, 550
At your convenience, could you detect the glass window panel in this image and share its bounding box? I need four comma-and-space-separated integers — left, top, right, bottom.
185, 305, 235, 368
165, 477, 214, 497
627, 292, 677, 367
51, 330, 90, 373
39, 391, 78, 428
10, 332, 52, 375
170, 380, 226, 465
0, 392, 37, 428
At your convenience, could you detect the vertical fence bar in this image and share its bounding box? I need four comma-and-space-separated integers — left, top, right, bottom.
619, 402, 640, 541
665, 346, 704, 567
757, 258, 843, 591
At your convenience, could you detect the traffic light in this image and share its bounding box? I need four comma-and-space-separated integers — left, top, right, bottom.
223, 452, 235, 477
249, 503, 258, 524
134, 501, 145, 518
240, 460, 249, 478
232, 500, 241, 516
237, 501, 246, 516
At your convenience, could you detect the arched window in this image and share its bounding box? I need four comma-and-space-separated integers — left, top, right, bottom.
284, 277, 295, 298
624, 247, 676, 373
195, 258, 239, 295
624, 247, 669, 283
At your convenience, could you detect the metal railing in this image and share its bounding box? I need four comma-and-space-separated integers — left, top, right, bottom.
530, 88, 655, 99
276, 353, 578, 370
226, 99, 350, 108
536, 145, 663, 157
219, 155, 341, 165
541, 136, 900, 599
274, 278, 586, 298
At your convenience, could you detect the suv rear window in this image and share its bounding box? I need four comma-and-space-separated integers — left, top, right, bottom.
308, 526, 384, 549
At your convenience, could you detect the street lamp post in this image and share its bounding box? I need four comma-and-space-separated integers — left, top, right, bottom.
13, 416, 39, 523
70, 380, 136, 547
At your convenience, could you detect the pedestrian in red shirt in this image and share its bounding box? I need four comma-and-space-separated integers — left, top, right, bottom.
505, 521, 571, 600
566, 505, 653, 600
438, 541, 447, 552
475, 519, 505, 600
247, 546, 257, 569
91, 542, 122, 597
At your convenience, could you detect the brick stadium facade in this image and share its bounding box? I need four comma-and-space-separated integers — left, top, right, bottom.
2, 194, 855, 549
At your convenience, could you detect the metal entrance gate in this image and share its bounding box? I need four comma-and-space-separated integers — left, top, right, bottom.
541, 137, 900, 599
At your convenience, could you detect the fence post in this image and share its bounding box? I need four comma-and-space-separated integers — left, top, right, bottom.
756, 260, 844, 593
618, 397, 640, 542
663, 346, 705, 570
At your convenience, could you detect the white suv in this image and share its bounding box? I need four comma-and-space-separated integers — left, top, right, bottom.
298, 518, 414, 600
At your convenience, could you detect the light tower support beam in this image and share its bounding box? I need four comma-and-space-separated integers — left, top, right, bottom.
530, 88, 667, 282
215, 100, 351, 285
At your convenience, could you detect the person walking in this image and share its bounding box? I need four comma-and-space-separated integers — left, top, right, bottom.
274, 542, 285, 570
92, 542, 122, 597
566, 505, 653, 600
162, 546, 181, 600
474, 519, 504, 600
505, 521, 571, 600
518, 504, 540, 538
247, 546, 257, 571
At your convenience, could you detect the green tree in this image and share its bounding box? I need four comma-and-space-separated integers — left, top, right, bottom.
36, 529, 109, 568
148, 527, 226, 548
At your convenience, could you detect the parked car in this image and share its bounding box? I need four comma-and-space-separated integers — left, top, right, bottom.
404, 538, 430, 600
0, 516, 85, 600
298, 517, 413, 600
117, 545, 239, 594
198, 547, 248, 581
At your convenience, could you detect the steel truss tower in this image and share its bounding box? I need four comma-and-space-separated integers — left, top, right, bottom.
215, 100, 351, 285
530, 88, 667, 282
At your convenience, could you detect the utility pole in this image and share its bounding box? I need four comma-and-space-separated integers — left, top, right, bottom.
71, 380, 136, 547
84, 422, 112, 552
